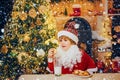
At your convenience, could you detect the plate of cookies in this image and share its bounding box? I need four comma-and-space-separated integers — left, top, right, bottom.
72, 70, 92, 78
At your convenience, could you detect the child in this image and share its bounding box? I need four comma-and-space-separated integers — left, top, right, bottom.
47, 23, 97, 74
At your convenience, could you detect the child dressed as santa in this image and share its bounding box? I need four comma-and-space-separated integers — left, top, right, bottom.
47, 21, 97, 75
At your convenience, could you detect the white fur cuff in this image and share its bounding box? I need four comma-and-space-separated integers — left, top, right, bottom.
48, 58, 53, 63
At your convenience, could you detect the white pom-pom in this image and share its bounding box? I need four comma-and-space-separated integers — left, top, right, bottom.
74, 24, 79, 29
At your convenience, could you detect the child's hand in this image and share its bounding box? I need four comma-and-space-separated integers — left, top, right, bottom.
48, 48, 56, 59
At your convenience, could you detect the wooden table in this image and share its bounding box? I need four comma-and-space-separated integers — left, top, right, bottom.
18, 73, 120, 80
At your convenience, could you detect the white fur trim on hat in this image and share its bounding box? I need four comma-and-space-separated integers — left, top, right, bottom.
58, 30, 78, 44
72, 4, 81, 8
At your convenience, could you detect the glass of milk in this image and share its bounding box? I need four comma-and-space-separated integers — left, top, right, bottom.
54, 57, 62, 76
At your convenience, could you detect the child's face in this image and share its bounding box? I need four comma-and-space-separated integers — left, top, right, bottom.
59, 36, 73, 51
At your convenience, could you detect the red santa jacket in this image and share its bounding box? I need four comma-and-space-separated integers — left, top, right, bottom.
47, 50, 97, 74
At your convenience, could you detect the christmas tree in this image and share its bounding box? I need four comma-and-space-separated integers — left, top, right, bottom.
0, 0, 58, 79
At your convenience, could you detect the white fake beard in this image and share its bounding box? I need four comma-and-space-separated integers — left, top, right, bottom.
56, 45, 82, 70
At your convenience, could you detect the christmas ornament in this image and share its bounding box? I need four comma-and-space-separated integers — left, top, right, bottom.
19, 12, 27, 21
35, 18, 41, 25
36, 48, 45, 57
38, 5, 47, 14
1, 44, 8, 54
23, 34, 30, 42
28, 8, 37, 18
11, 11, 19, 19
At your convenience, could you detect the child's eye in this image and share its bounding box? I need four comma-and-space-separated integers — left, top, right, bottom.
59, 39, 62, 42
64, 40, 67, 41
59, 40, 61, 42
64, 39, 68, 41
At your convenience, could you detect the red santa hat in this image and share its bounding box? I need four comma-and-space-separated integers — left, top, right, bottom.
57, 21, 79, 44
